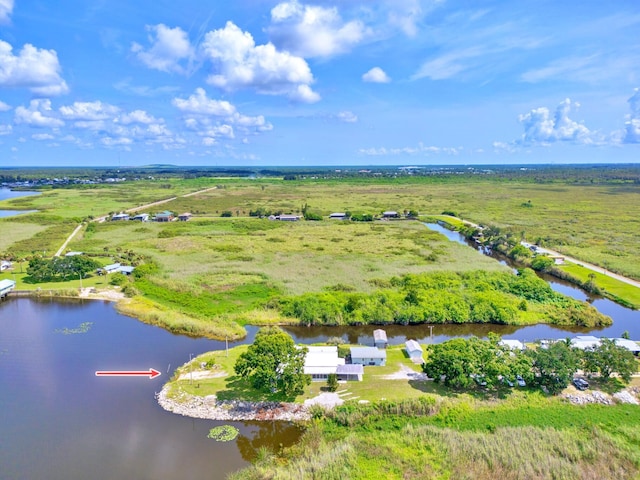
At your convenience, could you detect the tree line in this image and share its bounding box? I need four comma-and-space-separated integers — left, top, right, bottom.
275, 270, 611, 328
423, 335, 637, 394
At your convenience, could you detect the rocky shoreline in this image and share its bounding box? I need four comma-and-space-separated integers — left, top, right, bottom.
156, 385, 312, 422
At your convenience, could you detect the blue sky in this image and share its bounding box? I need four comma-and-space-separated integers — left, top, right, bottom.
0, 0, 639, 166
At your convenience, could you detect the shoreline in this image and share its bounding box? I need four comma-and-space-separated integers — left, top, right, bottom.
156, 385, 311, 422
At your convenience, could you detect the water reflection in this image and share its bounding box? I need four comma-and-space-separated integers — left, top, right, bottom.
236, 422, 304, 462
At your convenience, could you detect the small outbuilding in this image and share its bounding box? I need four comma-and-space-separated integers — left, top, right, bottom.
373, 329, 388, 349
111, 213, 130, 221
278, 214, 300, 221
131, 213, 149, 222
0, 260, 12, 271
405, 340, 424, 363
382, 211, 399, 219
329, 213, 347, 220
350, 346, 387, 366
178, 213, 192, 221
117, 266, 135, 275
64, 251, 83, 257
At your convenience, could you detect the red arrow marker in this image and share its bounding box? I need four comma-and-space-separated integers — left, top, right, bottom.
95, 368, 161, 379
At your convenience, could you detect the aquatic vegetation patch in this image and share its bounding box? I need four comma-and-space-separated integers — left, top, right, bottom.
55, 322, 93, 334
207, 425, 239, 442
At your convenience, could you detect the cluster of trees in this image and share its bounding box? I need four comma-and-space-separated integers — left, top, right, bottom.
234, 327, 310, 398
276, 270, 611, 328
26, 255, 102, 282
423, 335, 637, 394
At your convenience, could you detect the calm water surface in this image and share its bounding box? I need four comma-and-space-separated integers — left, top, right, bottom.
0, 298, 300, 480
0, 188, 39, 218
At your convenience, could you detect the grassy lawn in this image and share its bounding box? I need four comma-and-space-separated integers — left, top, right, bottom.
559, 262, 640, 308
0, 268, 110, 290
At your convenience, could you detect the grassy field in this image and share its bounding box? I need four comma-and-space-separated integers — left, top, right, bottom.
559, 263, 640, 308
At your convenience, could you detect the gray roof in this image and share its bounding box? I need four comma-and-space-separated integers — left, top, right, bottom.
336, 364, 364, 375
351, 346, 387, 359
373, 329, 388, 342
405, 340, 423, 354
0, 279, 16, 290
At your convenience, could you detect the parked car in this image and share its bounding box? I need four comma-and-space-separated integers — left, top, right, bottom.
516, 375, 526, 387
573, 378, 589, 390
499, 375, 514, 387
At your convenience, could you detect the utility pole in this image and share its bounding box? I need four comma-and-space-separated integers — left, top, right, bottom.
189, 353, 193, 385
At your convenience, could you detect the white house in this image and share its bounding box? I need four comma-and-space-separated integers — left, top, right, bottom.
0, 279, 16, 298
571, 335, 600, 350
303, 346, 345, 381
350, 346, 387, 366
499, 339, 525, 351
97, 263, 121, 275
405, 340, 423, 363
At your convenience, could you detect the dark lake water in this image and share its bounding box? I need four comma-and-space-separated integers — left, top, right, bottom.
0, 188, 39, 218
0, 298, 299, 480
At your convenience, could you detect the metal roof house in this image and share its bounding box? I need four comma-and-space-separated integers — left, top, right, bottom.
571, 335, 600, 350
373, 329, 388, 349
97, 263, 121, 275
612, 338, 640, 355
132, 213, 149, 222
499, 339, 525, 351
405, 340, 424, 363
382, 211, 399, 218
111, 213, 130, 221
303, 346, 348, 381
154, 211, 174, 222
0, 279, 16, 299
350, 346, 387, 366
329, 213, 347, 220
277, 214, 300, 221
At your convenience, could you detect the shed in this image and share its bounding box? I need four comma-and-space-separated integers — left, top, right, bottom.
64, 252, 83, 257
329, 213, 347, 220
132, 213, 149, 222
405, 340, 423, 363
111, 213, 130, 221
382, 211, 399, 218
178, 213, 192, 221
373, 329, 388, 349
350, 346, 387, 366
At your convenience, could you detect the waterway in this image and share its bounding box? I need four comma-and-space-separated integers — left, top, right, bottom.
0, 188, 39, 218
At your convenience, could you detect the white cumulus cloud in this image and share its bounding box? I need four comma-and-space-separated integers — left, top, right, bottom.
0, 100, 11, 111
0, 0, 14, 24
623, 88, 640, 143
200, 21, 319, 102
269, 1, 366, 58
518, 98, 594, 145
0, 124, 12, 135
131, 24, 194, 74
362, 67, 391, 83
172, 87, 236, 116
59, 101, 120, 121
15, 99, 64, 128
32, 133, 55, 141
0, 40, 69, 95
